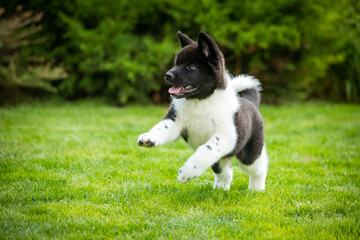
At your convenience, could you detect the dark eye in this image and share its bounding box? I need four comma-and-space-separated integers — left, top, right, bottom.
186, 65, 196, 70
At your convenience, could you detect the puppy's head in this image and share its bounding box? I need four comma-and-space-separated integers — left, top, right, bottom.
165, 31, 226, 100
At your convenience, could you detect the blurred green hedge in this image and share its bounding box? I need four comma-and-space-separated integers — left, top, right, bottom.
2, 0, 359, 104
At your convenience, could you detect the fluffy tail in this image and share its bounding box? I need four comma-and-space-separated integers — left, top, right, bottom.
231, 74, 262, 108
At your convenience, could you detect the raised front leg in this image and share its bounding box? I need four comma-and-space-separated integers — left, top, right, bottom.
138, 119, 182, 147
177, 133, 236, 183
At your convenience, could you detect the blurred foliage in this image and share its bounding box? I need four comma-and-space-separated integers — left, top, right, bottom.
1, 0, 359, 104
0, 7, 67, 103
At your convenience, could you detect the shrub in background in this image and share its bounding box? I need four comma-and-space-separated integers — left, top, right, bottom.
174, 0, 359, 102
2, 0, 359, 104
57, 12, 176, 104
0, 7, 67, 104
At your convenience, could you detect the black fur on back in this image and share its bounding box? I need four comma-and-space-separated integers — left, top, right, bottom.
224, 97, 264, 165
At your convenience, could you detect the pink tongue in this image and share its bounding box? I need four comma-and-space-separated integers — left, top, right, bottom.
168, 86, 183, 94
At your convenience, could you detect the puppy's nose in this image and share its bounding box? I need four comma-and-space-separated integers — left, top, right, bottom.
164, 72, 175, 81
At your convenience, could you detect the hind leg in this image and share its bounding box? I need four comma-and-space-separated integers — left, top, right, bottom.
240, 145, 268, 191
212, 158, 233, 190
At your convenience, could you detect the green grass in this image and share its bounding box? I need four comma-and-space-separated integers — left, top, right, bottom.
0, 101, 359, 239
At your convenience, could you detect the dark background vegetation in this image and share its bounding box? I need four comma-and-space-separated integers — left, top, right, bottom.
1, 0, 359, 105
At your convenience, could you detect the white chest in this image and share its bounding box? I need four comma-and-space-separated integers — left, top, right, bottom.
173, 87, 239, 149
180, 106, 216, 148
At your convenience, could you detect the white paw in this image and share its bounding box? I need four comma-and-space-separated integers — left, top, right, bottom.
248, 184, 265, 191
213, 175, 232, 191
248, 175, 266, 191
137, 132, 160, 147
177, 161, 204, 184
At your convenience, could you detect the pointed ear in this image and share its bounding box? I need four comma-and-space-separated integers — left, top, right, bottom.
197, 31, 221, 61
177, 31, 195, 48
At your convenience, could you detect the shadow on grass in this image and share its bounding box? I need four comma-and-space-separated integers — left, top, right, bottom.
146, 181, 265, 207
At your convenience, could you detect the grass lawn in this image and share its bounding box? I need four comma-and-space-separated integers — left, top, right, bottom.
0, 101, 359, 239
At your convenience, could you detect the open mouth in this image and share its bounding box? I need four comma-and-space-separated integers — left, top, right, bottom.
168, 85, 198, 96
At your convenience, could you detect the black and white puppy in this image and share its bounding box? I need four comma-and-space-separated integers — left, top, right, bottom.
138, 31, 268, 191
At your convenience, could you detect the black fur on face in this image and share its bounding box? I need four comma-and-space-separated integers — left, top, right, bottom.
164, 31, 227, 100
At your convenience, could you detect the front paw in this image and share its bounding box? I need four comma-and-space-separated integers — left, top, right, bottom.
137, 133, 157, 147
177, 162, 203, 184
